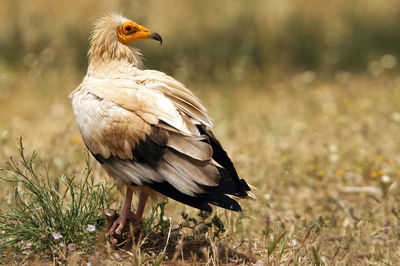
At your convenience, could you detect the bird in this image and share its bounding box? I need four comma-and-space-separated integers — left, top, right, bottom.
70, 13, 254, 239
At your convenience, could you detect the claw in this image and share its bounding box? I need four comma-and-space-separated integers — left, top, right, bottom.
107, 211, 139, 237
106, 187, 149, 245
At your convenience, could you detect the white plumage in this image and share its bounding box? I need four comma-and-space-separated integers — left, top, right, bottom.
70, 13, 252, 240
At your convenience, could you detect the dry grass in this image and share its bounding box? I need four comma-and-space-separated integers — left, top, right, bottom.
1, 72, 400, 264
1, 0, 400, 264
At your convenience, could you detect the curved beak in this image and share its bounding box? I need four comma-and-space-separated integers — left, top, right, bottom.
118, 22, 163, 45
149, 32, 162, 45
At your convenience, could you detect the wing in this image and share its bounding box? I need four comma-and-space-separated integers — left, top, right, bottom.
133, 69, 213, 128
71, 72, 251, 212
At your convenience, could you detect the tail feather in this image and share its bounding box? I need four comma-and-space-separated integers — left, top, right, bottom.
143, 181, 213, 212
203, 193, 242, 212
197, 125, 251, 197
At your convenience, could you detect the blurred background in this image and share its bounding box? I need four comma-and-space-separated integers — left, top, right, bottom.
1, 0, 400, 199
2, 0, 400, 263
1, 0, 400, 89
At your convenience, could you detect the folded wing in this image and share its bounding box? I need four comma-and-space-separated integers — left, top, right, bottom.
72, 71, 250, 212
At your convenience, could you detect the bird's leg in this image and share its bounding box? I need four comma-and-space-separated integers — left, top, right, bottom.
136, 190, 149, 219
108, 186, 139, 237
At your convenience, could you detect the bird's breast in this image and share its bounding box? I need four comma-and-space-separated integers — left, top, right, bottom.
71, 87, 153, 160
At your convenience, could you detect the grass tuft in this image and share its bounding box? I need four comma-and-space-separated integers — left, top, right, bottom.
141, 201, 171, 234
0, 139, 112, 262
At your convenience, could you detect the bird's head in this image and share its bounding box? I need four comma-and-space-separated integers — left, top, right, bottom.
88, 13, 162, 66
117, 21, 162, 45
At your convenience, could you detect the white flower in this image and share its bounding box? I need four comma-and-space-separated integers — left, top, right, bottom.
68, 243, 76, 251
113, 253, 121, 260
87, 224, 96, 232
0, 130, 9, 142
291, 239, 298, 247
162, 216, 168, 221
22, 242, 32, 250
343, 218, 352, 228
392, 112, 400, 122
381, 175, 391, 184
329, 144, 338, 153
329, 154, 339, 162
52, 233, 63, 240
263, 194, 271, 200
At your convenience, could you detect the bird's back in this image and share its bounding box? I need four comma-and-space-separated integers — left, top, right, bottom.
71, 13, 253, 212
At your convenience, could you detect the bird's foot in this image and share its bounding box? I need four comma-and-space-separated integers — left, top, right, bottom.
106, 211, 141, 245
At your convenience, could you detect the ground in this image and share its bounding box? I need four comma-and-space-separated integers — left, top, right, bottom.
1, 70, 400, 264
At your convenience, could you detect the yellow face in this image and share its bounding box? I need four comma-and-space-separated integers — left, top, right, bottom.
117, 21, 162, 45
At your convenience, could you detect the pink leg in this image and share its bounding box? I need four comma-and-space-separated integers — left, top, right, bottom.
136, 190, 149, 219
121, 186, 134, 220
108, 186, 138, 237
107, 187, 149, 239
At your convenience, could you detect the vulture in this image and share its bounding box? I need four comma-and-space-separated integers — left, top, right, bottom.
70, 13, 254, 239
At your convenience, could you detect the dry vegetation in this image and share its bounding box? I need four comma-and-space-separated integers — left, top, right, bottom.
1, 0, 400, 264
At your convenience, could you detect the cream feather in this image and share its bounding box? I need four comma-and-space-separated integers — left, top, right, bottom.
70, 14, 252, 210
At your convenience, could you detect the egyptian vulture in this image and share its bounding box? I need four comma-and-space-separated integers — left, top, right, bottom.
70, 13, 253, 239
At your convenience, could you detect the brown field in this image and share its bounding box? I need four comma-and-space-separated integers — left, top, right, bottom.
1, 0, 400, 264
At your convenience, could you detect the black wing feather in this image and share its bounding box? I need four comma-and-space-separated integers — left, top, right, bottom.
90, 126, 250, 212
197, 125, 251, 196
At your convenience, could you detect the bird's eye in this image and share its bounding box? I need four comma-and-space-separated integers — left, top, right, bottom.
125, 26, 132, 32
